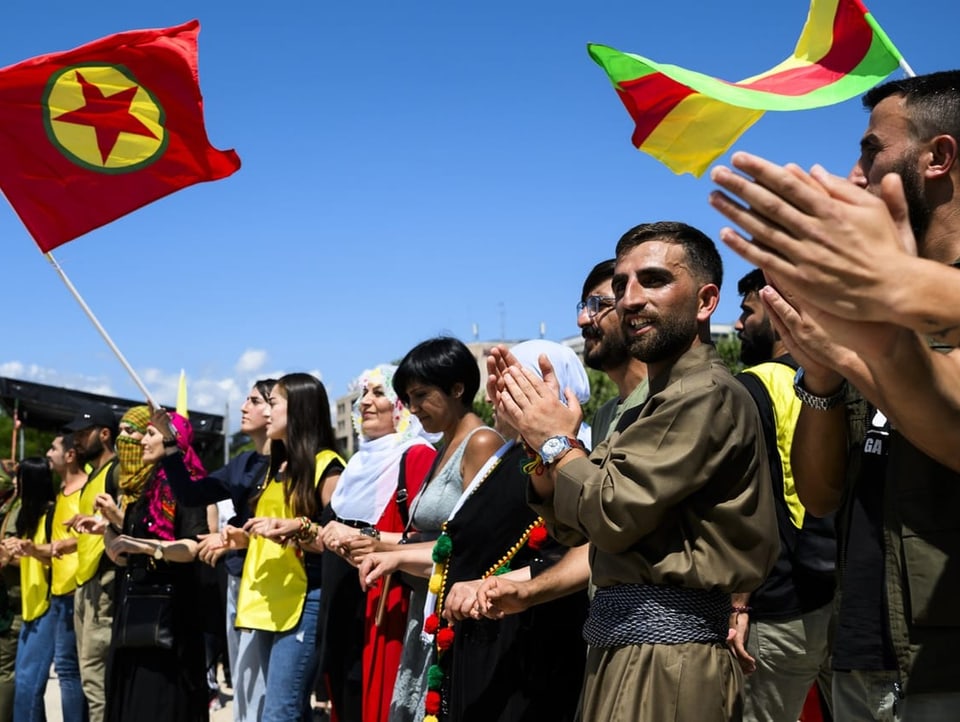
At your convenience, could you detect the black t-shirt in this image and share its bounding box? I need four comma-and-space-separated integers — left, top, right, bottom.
833, 409, 898, 671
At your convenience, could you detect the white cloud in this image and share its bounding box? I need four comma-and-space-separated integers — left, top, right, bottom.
0, 361, 115, 397
0, 362, 24, 377
235, 349, 268, 375
0, 354, 333, 434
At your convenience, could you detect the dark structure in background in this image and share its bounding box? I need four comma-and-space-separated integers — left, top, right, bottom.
0, 377, 225, 471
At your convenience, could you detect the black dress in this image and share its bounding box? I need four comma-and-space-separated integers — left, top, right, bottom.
106, 479, 209, 722
440, 442, 587, 722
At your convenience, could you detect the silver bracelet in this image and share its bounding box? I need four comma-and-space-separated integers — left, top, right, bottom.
793, 367, 846, 411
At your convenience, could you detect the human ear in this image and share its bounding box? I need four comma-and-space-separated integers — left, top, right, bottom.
925, 134, 958, 179
696, 283, 720, 322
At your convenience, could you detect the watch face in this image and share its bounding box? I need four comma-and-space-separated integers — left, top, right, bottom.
540, 436, 568, 463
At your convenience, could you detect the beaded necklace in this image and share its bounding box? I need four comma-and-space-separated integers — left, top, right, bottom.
420, 441, 550, 722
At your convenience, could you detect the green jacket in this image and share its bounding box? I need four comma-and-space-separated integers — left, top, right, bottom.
0, 499, 21, 632
842, 412, 960, 695
883, 436, 960, 694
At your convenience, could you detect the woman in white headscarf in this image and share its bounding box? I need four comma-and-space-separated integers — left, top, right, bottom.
416, 340, 591, 722
317, 365, 437, 722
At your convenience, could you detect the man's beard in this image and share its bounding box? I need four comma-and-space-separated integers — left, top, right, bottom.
623, 311, 698, 365
893, 154, 932, 246
77, 434, 104, 466
739, 321, 776, 366
582, 326, 630, 371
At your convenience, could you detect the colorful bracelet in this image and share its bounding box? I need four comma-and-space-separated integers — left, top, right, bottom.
731, 605, 752, 615
295, 516, 314, 542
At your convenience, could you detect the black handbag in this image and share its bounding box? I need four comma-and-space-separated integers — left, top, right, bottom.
114, 574, 175, 650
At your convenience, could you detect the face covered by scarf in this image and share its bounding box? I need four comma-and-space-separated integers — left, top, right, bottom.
116, 405, 151, 490
329, 365, 435, 524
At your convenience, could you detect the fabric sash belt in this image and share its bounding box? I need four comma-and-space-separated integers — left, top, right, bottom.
583, 583, 729, 647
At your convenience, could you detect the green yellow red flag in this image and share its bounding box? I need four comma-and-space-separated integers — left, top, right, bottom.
589, 0, 906, 176
0, 20, 240, 251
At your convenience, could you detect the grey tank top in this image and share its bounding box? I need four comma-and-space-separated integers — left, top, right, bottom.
409, 426, 492, 532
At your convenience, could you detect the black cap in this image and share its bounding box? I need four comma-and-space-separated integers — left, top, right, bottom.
63, 407, 116, 432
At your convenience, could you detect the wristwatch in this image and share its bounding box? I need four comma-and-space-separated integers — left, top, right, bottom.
539, 435, 585, 466
793, 368, 847, 411
153, 544, 164, 561
359, 526, 380, 541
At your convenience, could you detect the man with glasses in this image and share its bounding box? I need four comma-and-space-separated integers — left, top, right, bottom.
577, 259, 648, 446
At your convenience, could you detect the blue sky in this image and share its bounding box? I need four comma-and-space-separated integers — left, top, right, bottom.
0, 0, 954, 430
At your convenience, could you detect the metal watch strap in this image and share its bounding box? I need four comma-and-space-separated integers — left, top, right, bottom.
793, 367, 846, 411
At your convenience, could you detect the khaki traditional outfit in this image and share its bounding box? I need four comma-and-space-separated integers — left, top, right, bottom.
531, 344, 779, 722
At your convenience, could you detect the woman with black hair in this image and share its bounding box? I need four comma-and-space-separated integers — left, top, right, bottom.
226, 373, 345, 722
9, 457, 56, 722
160, 378, 276, 693
358, 337, 502, 722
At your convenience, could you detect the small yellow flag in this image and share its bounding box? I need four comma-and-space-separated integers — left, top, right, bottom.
176, 369, 188, 418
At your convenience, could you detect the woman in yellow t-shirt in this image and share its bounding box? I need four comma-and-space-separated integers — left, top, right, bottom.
224, 373, 344, 722
9, 457, 56, 722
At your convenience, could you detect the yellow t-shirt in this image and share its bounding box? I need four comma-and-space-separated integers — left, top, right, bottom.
76, 460, 116, 585
235, 450, 342, 632
21, 513, 50, 622
50, 486, 81, 595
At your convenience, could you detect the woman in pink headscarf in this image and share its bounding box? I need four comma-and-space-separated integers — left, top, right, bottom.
103, 411, 209, 722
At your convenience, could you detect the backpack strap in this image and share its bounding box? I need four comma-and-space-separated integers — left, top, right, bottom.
44, 505, 54, 545
737, 369, 799, 558
102, 457, 121, 500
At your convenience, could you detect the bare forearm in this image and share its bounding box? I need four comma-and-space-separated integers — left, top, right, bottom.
792, 404, 848, 516
889, 257, 960, 346
158, 539, 199, 563
865, 338, 960, 471
393, 544, 436, 579
30, 544, 54, 562
521, 543, 590, 607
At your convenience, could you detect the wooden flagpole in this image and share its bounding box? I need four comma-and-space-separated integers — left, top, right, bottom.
44, 251, 159, 408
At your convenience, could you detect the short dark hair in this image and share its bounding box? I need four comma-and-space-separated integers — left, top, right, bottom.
737, 269, 766, 297
863, 70, 960, 144
581, 259, 616, 303
615, 221, 723, 289
393, 336, 480, 408
60, 433, 77, 459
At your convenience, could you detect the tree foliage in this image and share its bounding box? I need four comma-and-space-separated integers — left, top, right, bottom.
715, 334, 744, 375
473, 395, 494, 427
0, 408, 56, 461
582, 368, 619, 425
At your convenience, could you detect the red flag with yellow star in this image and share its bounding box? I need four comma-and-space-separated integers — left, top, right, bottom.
0, 19, 240, 252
